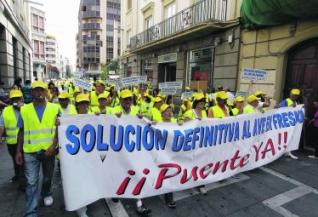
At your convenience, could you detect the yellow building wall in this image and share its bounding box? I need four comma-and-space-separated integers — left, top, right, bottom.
238, 19, 318, 106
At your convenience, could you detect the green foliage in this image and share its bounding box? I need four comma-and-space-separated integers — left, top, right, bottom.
100, 59, 119, 80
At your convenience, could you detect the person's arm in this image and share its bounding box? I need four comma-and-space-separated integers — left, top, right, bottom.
15, 128, 24, 165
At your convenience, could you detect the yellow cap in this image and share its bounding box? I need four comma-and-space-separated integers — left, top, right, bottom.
76, 93, 90, 103
216, 91, 228, 100
9, 89, 23, 99
96, 80, 106, 86
58, 92, 70, 99
32, 81, 48, 90
247, 95, 259, 103
158, 93, 166, 99
160, 104, 170, 113
227, 99, 234, 107
154, 96, 163, 103
186, 86, 191, 91
235, 96, 245, 102
98, 91, 110, 99
255, 91, 265, 97
291, 89, 300, 95
120, 89, 133, 99
193, 92, 205, 101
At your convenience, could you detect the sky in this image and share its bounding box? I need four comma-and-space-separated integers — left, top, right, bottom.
33, 0, 80, 70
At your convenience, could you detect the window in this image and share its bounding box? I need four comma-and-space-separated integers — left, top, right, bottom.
144, 16, 153, 30
39, 42, 45, 58
127, 0, 132, 11
164, 2, 176, 19
126, 30, 131, 46
32, 14, 38, 26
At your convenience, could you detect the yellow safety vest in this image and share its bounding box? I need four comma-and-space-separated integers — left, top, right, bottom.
90, 91, 99, 107
209, 105, 229, 118
151, 107, 163, 122
59, 104, 77, 115
20, 103, 59, 153
286, 98, 296, 107
2, 106, 19, 145
183, 109, 207, 120
91, 106, 113, 114
112, 105, 139, 116
232, 108, 240, 116
243, 104, 257, 114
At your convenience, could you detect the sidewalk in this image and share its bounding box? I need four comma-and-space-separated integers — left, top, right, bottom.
0, 142, 317, 217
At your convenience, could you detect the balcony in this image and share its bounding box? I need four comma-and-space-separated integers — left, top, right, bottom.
82, 11, 101, 19
81, 23, 101, 30
130, 0, 229, 50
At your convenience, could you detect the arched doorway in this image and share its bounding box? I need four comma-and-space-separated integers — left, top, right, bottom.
285, 38, 318, 149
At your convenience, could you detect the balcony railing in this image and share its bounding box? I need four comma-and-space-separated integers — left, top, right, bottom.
82, 11, 101, 19
130, 0, 228, 49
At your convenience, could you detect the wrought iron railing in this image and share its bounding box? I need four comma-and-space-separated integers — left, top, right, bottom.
130, 0, 228, 49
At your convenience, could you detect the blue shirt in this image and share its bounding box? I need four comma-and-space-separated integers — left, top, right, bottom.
17, 105, 47, 128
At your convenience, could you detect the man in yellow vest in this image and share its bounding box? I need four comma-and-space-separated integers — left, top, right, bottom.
279, 88, 300, 108
0, 90, 24, 183
112, 89, 139, 116
58, 92, 77, 115
279, 88, 301, 160
208, 91, 229, 118
244, 95, 260, 114
90, 80, 106, 107
15, 81, 60, 217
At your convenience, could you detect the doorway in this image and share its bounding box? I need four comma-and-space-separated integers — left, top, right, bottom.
158, 62, 176, 83
285, 38, 318, 149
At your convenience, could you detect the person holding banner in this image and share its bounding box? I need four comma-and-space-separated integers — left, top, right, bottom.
75, 93, 92, 114
208, 91, 229, 118
90, 80, 106, 107
112, 89, 140, 116
58, 92, 77, 115
243, 95, 260, 114
150, 97, 164, 123
15, 81, 60, 217
178, 98, 191, 121
183, 92, 207, 121
183, 92, 208, 194
278, 89, 301, 160
232, 96, 245, 116
158, 103, 177, 208
91, 92, 113, 115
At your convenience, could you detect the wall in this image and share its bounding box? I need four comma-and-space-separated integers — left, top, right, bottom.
238, 19, 318, 103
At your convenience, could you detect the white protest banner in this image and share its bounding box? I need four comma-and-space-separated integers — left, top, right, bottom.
159, 81, 183, 90
74, 78, 92, 91
242, 68, 267, 81
59, 106, 304, 211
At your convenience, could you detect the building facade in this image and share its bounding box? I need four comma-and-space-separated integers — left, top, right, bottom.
77, 0, 121, 77
120, 0, 241, 91
0, 0, 32, 89
46, 35, 60, 79
30, 6, 46, 81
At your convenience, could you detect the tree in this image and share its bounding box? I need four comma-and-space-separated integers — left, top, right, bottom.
101, 59, 119, 80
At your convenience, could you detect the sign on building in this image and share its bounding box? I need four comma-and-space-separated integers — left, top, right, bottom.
242, 68, 267, 81
158, 53, 177, 63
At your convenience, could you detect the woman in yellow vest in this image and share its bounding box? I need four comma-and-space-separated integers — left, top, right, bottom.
208, 91, 229, 118
150, 97, 164, 123
157, 103, 177, 208
0, 89, 24, 183
183, 92, 207, 121
75, 93, 92, 114
91, 92, 113, 115
232, 96, 245, 116
58, 92, 77, 115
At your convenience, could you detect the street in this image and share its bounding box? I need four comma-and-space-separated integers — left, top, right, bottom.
1, 143, 317, 217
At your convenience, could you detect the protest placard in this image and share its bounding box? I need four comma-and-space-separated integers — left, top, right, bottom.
242, 68, 267, 81
159, 81, 183, 90
74, 78, 92, 91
